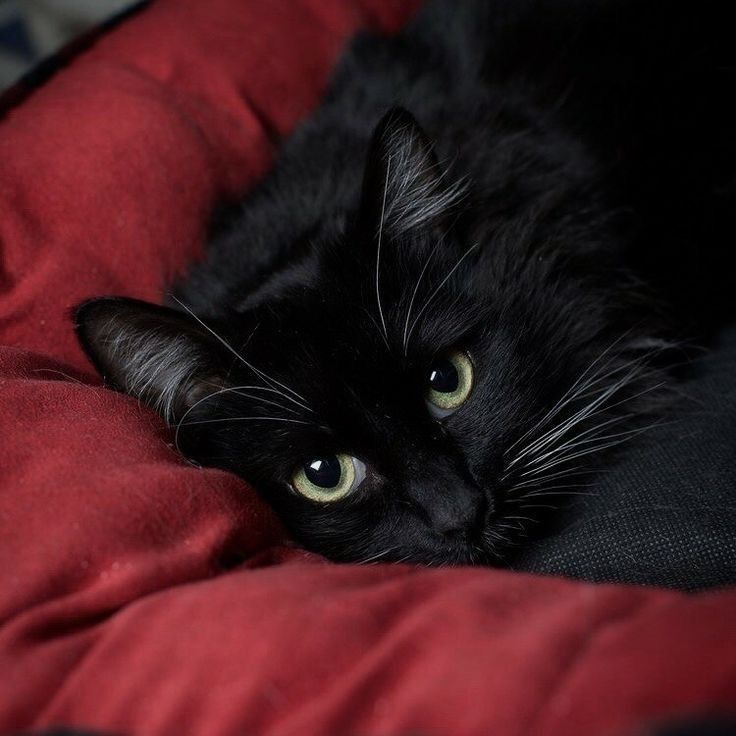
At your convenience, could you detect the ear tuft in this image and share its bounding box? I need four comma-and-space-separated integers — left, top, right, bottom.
75, 297, 220, 423
360, 107, 468, 234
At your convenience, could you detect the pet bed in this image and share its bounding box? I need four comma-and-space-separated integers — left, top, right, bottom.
1, 1, 735, 734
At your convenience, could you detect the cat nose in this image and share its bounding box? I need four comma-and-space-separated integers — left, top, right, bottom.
430, 490, 485, 538
407, 473, 486, 539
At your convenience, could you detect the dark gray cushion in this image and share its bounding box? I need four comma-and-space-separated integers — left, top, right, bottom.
516, 327, 736, 590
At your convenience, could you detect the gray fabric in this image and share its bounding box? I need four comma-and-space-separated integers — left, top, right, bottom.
515, 327, 736, 590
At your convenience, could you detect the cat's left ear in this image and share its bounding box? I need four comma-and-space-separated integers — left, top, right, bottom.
75, 297, 227, 424
359, 107, 465, 236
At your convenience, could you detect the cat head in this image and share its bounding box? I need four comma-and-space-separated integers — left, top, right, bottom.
75, 108, 668, 565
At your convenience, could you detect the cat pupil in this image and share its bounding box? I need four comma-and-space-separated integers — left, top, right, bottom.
305, 457, 342, 488
429, 359, 459, 394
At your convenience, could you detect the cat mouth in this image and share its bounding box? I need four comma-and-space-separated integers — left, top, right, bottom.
460, 485, 546, 565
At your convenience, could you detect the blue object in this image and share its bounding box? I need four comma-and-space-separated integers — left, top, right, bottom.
0, 15, 34, 60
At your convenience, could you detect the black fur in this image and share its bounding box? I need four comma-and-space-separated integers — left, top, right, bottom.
76, 0, 734, 567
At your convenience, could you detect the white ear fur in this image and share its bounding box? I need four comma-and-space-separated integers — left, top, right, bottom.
103, 326, 206, 423
76, 298, 217, 424
381, 121, 469, 232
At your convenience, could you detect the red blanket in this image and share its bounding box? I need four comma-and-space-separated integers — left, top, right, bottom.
1, 1, 735, 734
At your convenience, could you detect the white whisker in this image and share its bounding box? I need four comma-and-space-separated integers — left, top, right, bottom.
363, 308, 391, 350
521, 378, 666, 474
508, 468, 589, 489
512, 502, 559, 511
358, 547, 398, 565
402, 237, 442, 355
174, 384, 303, 450
522, 413, 635, 469
375, 154, 391, 341
520, 487, 596, 498
504, 329, 639, 460
179, 416, 313, 427
518, 433, 640, 478
507, 358, 654, 470
169, 295, 313, 412
404, 241, 478, 348
504, 514, 539, 524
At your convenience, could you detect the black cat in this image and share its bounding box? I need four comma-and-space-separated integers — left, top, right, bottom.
75, 0, 734, 568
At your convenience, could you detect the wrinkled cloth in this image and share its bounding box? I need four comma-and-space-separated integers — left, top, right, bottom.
1, 1, 735, 734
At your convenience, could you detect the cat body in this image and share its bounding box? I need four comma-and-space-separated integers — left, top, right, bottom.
76, 0, 735, 568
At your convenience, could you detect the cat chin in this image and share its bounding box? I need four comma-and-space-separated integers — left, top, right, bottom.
315, 503, 528, 568
334, 538, 507, 568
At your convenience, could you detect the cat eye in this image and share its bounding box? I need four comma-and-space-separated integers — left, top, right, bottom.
425, 350, 474, 418
291, 454, 367, 502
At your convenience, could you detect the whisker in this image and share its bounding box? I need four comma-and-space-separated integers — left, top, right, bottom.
521, 378, 666, 474
505, 326, 672, 467
375, 154, 392, 341
404, 241, 479, 348
506, 467, 589, 489
169, 296, 313, 412
363, 308, 391, 351
179, 416, 313, 427
520, 485, 596, 498
32, 368, 86, 385
198, 380, 302, 416
503, 329, 638, 459
511, 501, 559, 511
357, 546, 398, 565
526, 420, 663, 469
174, 384, 303, 451
402, 236, 442, 356
503, 514, 539, 524
508, 358, 657, 470
518, 433, 641, 478
403, 233, 446, 357
507, 356, 643, 467
522, 413, 635, 469
226, 391, 302, 417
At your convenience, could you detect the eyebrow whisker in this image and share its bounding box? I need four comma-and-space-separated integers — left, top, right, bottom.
402, 236, 443, 356
375, 154, 392, 342
179, 416, 314, 427
404, 241, 478, 348
169, 295, 314, 413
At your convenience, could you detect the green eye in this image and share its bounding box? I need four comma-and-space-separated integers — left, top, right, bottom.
291, 453, 366, 502
426, 350, 474, 418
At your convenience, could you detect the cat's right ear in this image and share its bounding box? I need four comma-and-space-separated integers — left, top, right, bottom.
74, 297, 226, 424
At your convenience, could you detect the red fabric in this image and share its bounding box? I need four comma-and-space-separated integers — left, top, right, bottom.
0, 1, 734, 734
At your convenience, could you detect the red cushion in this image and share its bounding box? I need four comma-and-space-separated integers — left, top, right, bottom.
0, 1, 734, 734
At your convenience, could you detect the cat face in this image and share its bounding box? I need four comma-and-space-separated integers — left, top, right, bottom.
76, 109, 666, 566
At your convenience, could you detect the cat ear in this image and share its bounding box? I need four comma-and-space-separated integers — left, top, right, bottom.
75, 297, 224, 424
359, 107, 466, 235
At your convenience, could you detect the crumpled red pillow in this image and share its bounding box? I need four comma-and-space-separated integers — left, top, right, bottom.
1, 1, 735, 734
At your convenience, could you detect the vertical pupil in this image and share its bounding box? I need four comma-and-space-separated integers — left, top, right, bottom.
304, 456, 342, 488
429, 358, 459, 393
